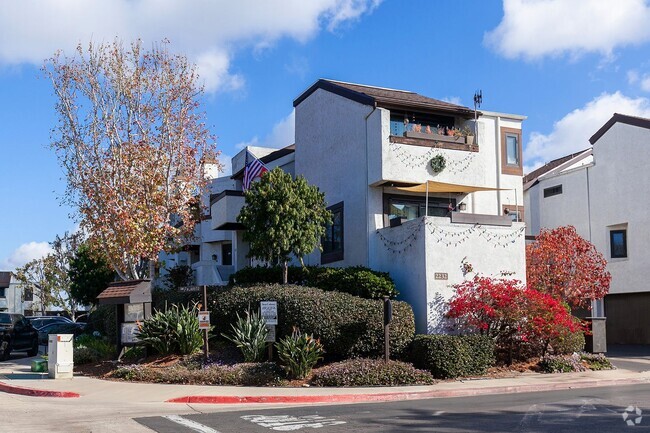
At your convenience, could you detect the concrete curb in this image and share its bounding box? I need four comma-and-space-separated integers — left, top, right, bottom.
167, 377, 650, 405
0, 381, 80, 398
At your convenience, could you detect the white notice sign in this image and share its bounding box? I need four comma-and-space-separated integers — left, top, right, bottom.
260, 301, 278, 325
198, 311, 210, 330
265, 325, 276, 342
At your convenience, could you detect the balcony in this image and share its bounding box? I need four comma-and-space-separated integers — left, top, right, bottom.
210, 190, 245, 231
371, 215, 526, 333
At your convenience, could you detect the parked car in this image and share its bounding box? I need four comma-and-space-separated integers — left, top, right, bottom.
26, 315, 73, 330
37, 322, 86, 346
0, 313, 39, 360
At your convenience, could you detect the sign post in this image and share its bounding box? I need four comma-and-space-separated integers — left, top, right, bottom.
261, 301, 278, 361
201, 285, 209, 362
383, 296, 392, 362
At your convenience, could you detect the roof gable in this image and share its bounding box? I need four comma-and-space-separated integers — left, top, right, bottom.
589, 113, 650, 144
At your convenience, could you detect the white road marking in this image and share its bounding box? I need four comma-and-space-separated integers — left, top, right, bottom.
241, 414, 346, 431
162, 415, 222, 433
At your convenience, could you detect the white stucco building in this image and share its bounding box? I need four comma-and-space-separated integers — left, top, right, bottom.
163, 79, 528, 333
524, 113, 650, 345
0, 271, 33, 315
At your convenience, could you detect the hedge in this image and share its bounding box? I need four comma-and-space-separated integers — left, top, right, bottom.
229, 266, 398, 299
410, 334, 495, 379
310, 359, 434, 386
211, 284, 414, 360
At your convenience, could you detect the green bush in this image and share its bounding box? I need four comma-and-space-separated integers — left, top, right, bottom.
550, 329, 585, 355
212, 285, 414, 360
276, 328, 324, 379
85, 305, 117, 341
111, 362, 285, 386
310, 359, 434, 386
74, 334, 116, 364
137, 304, 205, 355
222, 310, 268, 362
538, 353, 586, 373
410, 334, 495, 379
580, 353, 613, 370
230, 266, 398, 299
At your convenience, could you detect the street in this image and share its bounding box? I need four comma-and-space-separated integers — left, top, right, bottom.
135, 384, 650, 433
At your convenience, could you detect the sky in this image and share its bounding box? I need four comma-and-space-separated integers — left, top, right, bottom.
2, 0, 650, 271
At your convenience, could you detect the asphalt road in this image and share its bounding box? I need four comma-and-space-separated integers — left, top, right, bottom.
136, 384, 650, 432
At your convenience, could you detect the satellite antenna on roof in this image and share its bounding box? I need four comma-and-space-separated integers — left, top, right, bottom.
473, 90, 482, 143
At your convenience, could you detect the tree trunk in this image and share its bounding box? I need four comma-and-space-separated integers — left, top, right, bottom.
148, 260, 156, 281
282, 261, 288, 285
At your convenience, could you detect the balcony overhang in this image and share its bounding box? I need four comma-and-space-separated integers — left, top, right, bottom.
383, 180, 506, 194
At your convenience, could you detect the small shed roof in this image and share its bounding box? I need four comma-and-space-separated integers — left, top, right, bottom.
97, 279, 152, 305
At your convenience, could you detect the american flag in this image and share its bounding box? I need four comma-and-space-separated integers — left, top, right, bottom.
242, 154, 268, 191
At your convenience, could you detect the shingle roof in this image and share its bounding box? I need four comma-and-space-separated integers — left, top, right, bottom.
97, 279, 152, 305
293, 79, 476, 116
523, 149, 591, 190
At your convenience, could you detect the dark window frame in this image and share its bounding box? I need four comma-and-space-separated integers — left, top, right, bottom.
544, 185, 563, 198
0, 287, 5, 298
383, 193, 456, 226
501, 127, 523, 176
610, 229, 627, 259
321, 202, 344, 264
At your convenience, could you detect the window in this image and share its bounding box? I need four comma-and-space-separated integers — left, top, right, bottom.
610, 229, 627, 259
385, 195, 456, 225
389, 110, 454, 137
544, 185, 563, 198
501, 127, 523, 175
322, 202, 344, 264
0, 287, 5, 298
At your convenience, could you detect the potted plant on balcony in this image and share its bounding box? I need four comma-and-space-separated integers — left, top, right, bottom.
461, 126, 475, 145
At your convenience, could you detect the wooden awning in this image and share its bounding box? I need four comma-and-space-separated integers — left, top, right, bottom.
392, 180, 505, 194
97, 279, 152, 305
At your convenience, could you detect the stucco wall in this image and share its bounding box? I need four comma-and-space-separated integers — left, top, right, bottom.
295, 88, 375, 267
374, 217, 526, 334
525, 167, 591, 238
590, 122, 650, 295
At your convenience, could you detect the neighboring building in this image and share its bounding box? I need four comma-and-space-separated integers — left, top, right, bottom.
163, 79, 528, 333
159, 145, 296, 286
0, 272, 33, 315
524, 113, 650, 345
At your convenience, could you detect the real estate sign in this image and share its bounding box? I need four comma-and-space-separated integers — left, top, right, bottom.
260, 301, 278, 325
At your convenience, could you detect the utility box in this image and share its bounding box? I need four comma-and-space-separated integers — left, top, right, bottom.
585, 317, 607, 354
48, 334, 74, 379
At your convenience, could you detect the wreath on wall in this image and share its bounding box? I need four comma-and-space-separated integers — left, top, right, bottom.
429, 154, 447, 173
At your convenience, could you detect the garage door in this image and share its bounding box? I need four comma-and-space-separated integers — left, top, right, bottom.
605, 293, 650, 345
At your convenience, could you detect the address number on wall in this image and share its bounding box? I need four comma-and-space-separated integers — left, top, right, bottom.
434, 273, 448, 280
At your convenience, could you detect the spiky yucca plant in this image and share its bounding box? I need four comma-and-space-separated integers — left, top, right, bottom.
222, 310, 268, 362
137, 303, 205, 355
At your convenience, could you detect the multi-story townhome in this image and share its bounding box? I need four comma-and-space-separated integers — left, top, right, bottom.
163, 79, 527, 333
0, 271, 33, 315
524, 113, 650, 345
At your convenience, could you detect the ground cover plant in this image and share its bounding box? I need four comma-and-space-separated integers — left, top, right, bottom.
310, 359, 434, 386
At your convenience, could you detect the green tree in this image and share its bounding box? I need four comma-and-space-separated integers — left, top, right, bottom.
69, 244, 115, 307
237, 168, 332, 284
15, 258, 54, 316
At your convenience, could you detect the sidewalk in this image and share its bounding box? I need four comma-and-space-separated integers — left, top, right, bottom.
1, 354, 650, 405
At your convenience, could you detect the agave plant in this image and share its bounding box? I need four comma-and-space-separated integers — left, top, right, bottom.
137, 303, 205, 355
222, 310, 268, 362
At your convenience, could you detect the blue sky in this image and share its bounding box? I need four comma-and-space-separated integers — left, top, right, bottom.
2, 0, 650, 270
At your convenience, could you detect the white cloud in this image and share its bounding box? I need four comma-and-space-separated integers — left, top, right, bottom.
0, 0, 380, 92
441, 96, 462, 106
235, 110, 295, 150
485, 0, 650, 60
0, 242, 52, 271
525, 92, 650, 170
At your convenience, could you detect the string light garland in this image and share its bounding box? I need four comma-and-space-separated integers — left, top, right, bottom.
375, 217, 525, 254
388, 140, 476, 174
